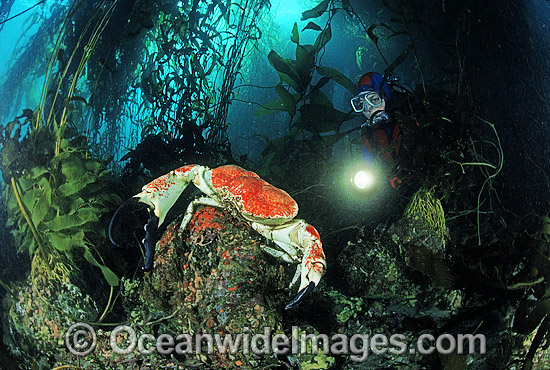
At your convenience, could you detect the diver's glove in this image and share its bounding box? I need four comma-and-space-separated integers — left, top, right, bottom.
389, 176, 403, 189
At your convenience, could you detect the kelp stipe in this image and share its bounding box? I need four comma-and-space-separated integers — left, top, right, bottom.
1, 1, 121, 288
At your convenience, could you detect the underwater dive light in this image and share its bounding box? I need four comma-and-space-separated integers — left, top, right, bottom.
351, 168, 376, 191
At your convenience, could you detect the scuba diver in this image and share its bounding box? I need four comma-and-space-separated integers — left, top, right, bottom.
351, 71, 419, 190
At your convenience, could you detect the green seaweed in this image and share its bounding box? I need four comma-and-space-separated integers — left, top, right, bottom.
1, 120, 120, 287
255, 5, 357, 184
301, 353, 336, 370
0, 2, 123, 288
257, 17, 355, 135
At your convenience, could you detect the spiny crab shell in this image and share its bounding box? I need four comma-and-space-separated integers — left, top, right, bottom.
208, 165, 299, 224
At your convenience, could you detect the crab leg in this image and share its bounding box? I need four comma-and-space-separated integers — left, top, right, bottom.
180, 196, 223, 231
252, 219, 326, 309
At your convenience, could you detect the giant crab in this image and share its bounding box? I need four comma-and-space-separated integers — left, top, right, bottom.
110, 164, 326, 309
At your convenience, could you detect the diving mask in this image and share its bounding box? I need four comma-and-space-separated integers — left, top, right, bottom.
351, 91, 383, 113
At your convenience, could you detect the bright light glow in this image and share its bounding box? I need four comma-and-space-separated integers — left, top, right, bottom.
352, 170, 375, 190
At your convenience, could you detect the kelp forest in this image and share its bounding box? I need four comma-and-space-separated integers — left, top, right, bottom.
0, 0, 549, 369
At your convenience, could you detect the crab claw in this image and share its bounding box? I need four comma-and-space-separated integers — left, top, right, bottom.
142, 211, 159, 271
109, 165, 203, 271
252, 220, 326, 309
285, 282, 316, 310
108, 197, 159, 271
135, 164, 201, 227
286, 223, 326, 309
108, 197, 148, 247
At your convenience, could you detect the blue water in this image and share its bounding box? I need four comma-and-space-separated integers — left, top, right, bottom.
0, 0, 67, 121
1, 0, 549, 167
